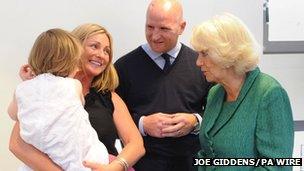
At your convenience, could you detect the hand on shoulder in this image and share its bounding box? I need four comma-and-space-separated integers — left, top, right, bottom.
19, 64, 35, 81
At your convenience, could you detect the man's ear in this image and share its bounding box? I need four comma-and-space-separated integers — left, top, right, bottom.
178, 21, 186, 35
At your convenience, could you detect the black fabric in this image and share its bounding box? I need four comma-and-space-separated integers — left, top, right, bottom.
134, 153, 197, 171
115, 44, 211, 159
84, 88, 118, 155
161, 53, 171, 72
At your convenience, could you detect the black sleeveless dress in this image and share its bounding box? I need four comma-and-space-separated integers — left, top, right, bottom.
84, 88, 118, 155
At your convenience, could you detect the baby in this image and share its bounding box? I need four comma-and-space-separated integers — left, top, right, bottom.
8, 28, 109, 170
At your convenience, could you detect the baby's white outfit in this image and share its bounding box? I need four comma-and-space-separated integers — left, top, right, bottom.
16, 73, 109, 170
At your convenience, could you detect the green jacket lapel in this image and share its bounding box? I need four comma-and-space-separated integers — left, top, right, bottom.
207, 67, 261, 137
203, 85, 225, 137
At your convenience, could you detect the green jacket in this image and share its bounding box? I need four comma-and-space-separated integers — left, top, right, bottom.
198, 67, 294, 171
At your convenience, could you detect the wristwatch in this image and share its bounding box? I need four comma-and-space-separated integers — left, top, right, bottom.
191, 117, 200, 134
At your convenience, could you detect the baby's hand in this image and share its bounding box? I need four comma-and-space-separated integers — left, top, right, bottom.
83, 161, 107, 171
19, 64, 35, 81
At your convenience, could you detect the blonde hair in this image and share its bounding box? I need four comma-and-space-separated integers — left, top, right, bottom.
28, 28, 82, 77
72, 23, 118, 92
191, 13, 260, 75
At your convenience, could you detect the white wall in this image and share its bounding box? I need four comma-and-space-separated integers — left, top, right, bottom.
269, 0, 304, 41
1, 0, 303, 170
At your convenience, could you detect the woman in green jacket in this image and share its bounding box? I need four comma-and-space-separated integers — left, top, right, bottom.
191, 13, 294, 171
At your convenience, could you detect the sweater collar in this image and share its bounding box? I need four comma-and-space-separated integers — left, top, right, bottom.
141, 42, 181, 60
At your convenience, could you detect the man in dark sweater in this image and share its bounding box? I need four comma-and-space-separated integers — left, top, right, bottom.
115, 0, 211, 171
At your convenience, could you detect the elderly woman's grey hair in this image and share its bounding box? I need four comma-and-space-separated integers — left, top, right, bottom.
191, 13, 261, 75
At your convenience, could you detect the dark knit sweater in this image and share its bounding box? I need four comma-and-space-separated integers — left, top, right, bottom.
115, 44, 211, 157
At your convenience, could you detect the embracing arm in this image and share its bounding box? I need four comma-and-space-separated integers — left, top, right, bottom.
112, 92, 145, 166
84, 92, 145, 171
9, 122, 62, 171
